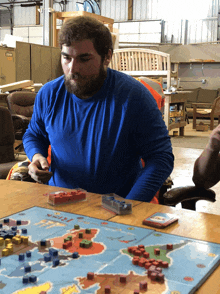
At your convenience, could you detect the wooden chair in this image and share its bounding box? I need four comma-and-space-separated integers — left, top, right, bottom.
193, 96, 220, 130
109, 48, 171, 89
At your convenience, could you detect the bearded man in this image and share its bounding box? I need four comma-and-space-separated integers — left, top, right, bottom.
23, 16, 174, 202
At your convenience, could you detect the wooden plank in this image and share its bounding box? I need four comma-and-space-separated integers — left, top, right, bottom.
128, 0, 133, 20
0, 80, 33, 93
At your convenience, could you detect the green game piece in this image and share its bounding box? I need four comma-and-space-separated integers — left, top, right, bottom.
67, 235, 72, 241
74, 225, 80, 230
85, 228, 91, 234
79, 240, 86, 248
85, 240, 92, 248
79, 232, 83, 238
64, 238, 68, 243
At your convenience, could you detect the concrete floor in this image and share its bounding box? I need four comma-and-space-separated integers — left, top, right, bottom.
169, 120, 220, 215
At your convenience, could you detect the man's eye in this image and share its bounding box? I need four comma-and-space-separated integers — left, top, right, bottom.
63, 56, 71, 61
81, 58, 90, 62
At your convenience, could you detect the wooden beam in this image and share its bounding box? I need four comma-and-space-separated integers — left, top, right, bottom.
0, 80, 34, 93
128, 0, 133, 20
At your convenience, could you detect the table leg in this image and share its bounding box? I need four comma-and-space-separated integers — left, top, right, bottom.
179, 126, 184, 136
193, 105, 197, 129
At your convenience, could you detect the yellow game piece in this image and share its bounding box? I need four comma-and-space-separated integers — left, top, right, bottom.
16, 235, 21, 238
2, 248, 9, 256
0, 237, 4, 246
5, 238, 12, 245
12, 236, 17, 243
23, 236, 29, 245
6, 244, 13, 253
14, 238, 21, 245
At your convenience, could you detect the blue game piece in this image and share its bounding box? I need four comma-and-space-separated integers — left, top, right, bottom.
44, 253, 51, 262
72, 252, 79, 259
4, 219, 9, 223
22, 228, 27, 234
22, 276, 29, 284
29, 275, 37, 283
26, 251, 31, 258
40, 240, 46, 246
19, 254, 25, 261
24, 264, 31, 273
49, 248, 58, 257
11, 226, 17, 231
52, 258, 59, 267
17, 220, 22, 225
0, 224, 2, 228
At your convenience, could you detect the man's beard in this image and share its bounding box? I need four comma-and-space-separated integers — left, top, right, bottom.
64, 65, 107, 99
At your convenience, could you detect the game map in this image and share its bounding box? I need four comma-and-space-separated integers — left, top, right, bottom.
0, 207, 220, 294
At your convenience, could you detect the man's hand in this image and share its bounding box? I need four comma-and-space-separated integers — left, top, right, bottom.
207, 124, 220, 152
28, 153, 53, 184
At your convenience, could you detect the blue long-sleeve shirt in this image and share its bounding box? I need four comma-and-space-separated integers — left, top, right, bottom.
23, 68, 174, 202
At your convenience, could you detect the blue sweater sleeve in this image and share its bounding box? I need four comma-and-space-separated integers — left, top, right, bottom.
23, 87, 50, 161
125, 85, 174, 202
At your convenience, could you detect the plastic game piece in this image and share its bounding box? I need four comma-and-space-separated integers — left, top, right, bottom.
4, 218, 9, 223
67, 235, 72, 241
47, 189, 87, 206
52, 258, 59, 267
134, 250, 142, 256
44, 253, 51, 262
87, 272, 94, 280
5, 238, 11, 245
152, 261, 159, 267
143, 212, 178, 228
11, 226, 17, 231
149, 258, 155, 263
22, 276, 29, 284
0, 224, 2, 228
154, 248, 160, 255
16, 220, 22, 225
132, 258, 139, 265
161, 261, 169, 268
19, 253, 25, 261
74, 224, 80, 230
85, 228, 91, 234
6, 245, 13, 254
72, 252, 79, 259
139, 281, 147, 290
102, 194, 132, 215
26, 251, 31, 258
2, 249, 9, 256
63, 241, 72, 249
119, 275, 126, 283
143, 252, 149, 258
29, 275, 37, 283
40, 240, 46, 246
49, 248, 58, 257
150, 272, 157, 281
80, 239, 92, 248
104, 285, 111, 294
24, 264, 31, 273
134, 290, 139, 294
14, 237, 21, 245
144, 262, 151, 269
157, 273, 165, 282
167, 243, 173, 250
79, 232, 83, 238
0, 237, 4, 246
23, 236, 29, 245
22, 228, 27, 234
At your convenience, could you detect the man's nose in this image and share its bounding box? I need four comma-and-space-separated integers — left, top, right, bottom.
68, 59, 80, 73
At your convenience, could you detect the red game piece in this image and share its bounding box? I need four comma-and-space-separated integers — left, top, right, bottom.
134, 250, 142, 256
144, 262, 151, 269
139, 281, 147, 290
154, 248, 160, 255
48, 190, 86, 206
157, 259, 163, 266
161, 261, 169, 268
156, 267, 162, 273
132, 258, 139, 265
87, 272, 94, 280
167, 243, 173, 250
128, 247, 134, 253
152, 261, 159, 267
150, 272, 157, 281
138, 258, 146, 267
62, 241, 72, 249
149, 258, 155, 263
105, 285, 111, 294
120, 275, 127, 283
138, 244, 145, 249
143, 252, 149, 258
157, 273, 165, 282
131, 246, 138, 254
134, 290, 139, 294
140, 248, 145, 254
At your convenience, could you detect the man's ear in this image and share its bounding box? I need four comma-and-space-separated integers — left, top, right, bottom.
103, 49, 112, 66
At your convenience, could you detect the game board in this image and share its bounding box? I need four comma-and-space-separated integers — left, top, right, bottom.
0, 207, 220, 294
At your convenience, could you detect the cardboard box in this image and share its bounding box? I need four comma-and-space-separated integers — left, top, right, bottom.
196, 124, 209, 131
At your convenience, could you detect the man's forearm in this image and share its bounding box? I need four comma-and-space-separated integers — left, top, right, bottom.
193, 148, 220, 188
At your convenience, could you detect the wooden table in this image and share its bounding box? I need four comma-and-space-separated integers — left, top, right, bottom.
192, 102, 213, 129
1, 180, 220, 293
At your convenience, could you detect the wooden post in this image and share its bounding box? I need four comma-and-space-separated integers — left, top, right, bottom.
36, 5, 40, 25
128, 0, 133, 20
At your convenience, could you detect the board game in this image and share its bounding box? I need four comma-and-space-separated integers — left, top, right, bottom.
0, 207, 220, 294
